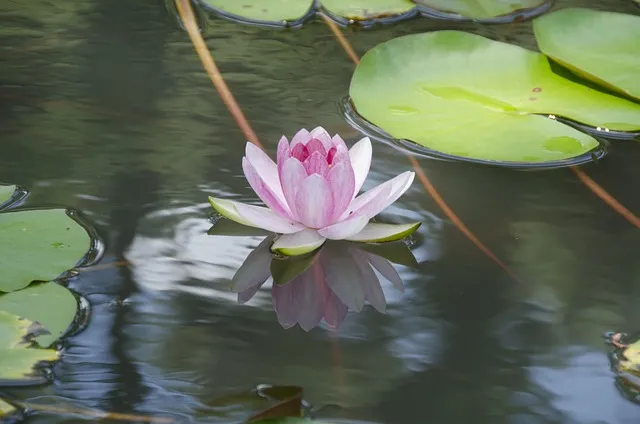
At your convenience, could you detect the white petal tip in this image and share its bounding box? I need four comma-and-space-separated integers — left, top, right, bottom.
346, 222, 421, 243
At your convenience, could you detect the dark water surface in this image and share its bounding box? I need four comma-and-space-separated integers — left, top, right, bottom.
1, 0, 640, 422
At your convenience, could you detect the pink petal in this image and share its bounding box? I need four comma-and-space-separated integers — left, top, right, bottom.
280, 158, 307, 220
340, 171, 414, 221
276, 136, 291, 176
294, 174, 334, 229
303, 151, 329, 177
348, 137, 372, 197
331, 134, 349, 152
245, 142, 287, 205
310, 126, 333, 150
234, 202, 305, 234
318, 215, 368, 240
327, 162, 355, 220
290, 128, 311, 148
242, 158, 292, 219
291, 143, 309, 162
305, 138, 327, 156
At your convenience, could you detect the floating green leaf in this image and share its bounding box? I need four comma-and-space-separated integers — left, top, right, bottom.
321, 0, 416, 21
349, 31, 640, 164
0, 282, 77, 347
197, 0, 314, 24
415, 0, 549, 19
0, 185, 16, 207
0, 398, 17, 418
534, 8, 640, 100
0, 209, 91, 292
0, 310, 59, 381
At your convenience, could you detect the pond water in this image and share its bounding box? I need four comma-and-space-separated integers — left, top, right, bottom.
1, 0, 639, 422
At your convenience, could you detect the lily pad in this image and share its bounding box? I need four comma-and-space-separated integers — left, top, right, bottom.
349, 31, 640, 165
0, 209, 91, 292
415, 0, 551, 21
534, 8, 640, 100
0, 282, 77, 347
0, 310, 59, 382
196, 0, 315, 26
0, 398, 16, 417
0, 185, 16, 206
320, 0, 417, 23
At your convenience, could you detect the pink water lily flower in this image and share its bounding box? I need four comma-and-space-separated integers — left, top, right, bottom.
208, 127, 420, 255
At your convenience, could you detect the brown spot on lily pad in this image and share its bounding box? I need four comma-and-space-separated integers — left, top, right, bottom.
532, 87, 542, 92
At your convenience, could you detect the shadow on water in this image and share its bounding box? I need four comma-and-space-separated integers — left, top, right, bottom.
1, 0, 640, 422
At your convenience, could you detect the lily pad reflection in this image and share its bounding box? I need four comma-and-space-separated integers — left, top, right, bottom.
211, 219, 416, 331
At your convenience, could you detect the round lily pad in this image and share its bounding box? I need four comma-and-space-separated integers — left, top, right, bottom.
320, 0, 417, 24
415, 0, 551, 21
0, 282, 77, 347
349, 31, 640, 165
0, 185, 27, 211
0, 209, 91, 292
195, 0, 315, 26
0, 310, 59, 382
534, 8, 640, 100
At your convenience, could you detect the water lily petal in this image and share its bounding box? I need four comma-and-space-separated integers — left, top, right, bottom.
327, 162, 356, 220
245, 142, 287, 205
291, 128, 311, 148
365, 252, 404, 293
271, 229, 326, 256
242, 157, 292, 219
310, 126, 333, 150
331, 133, 349, 152
345, 222, 421, 243
305, 138, 327, 157
303, 151, 329, 177
318, 215, 368, 240
234, 201, 306, 234
295, 174, 334, 229
348, 137, 372, 197
280, 158, 307, 220
208, 196, 254, 227
341, 171, 415, 221
277, 136, 291, 176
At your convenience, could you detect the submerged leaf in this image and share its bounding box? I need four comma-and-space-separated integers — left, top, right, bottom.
0, 310, 59, 382
349, 31, 640, 165
0, 282, 77, 347
534, 8, 640, 100
0, 209, 91, 292
0, 398, 17, 418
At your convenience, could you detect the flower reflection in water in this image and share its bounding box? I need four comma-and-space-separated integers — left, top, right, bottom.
216, 221, 418, 331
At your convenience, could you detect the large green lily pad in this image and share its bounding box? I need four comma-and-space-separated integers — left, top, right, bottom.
415, 0, 549, 20
0, 310, 59, 381
0, 209, 91, 292
197, 0, 315, 25
534, 8, 640, 100
321, 0, 416, 21
349, 31, 640, 164
0, 282, 77, 347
